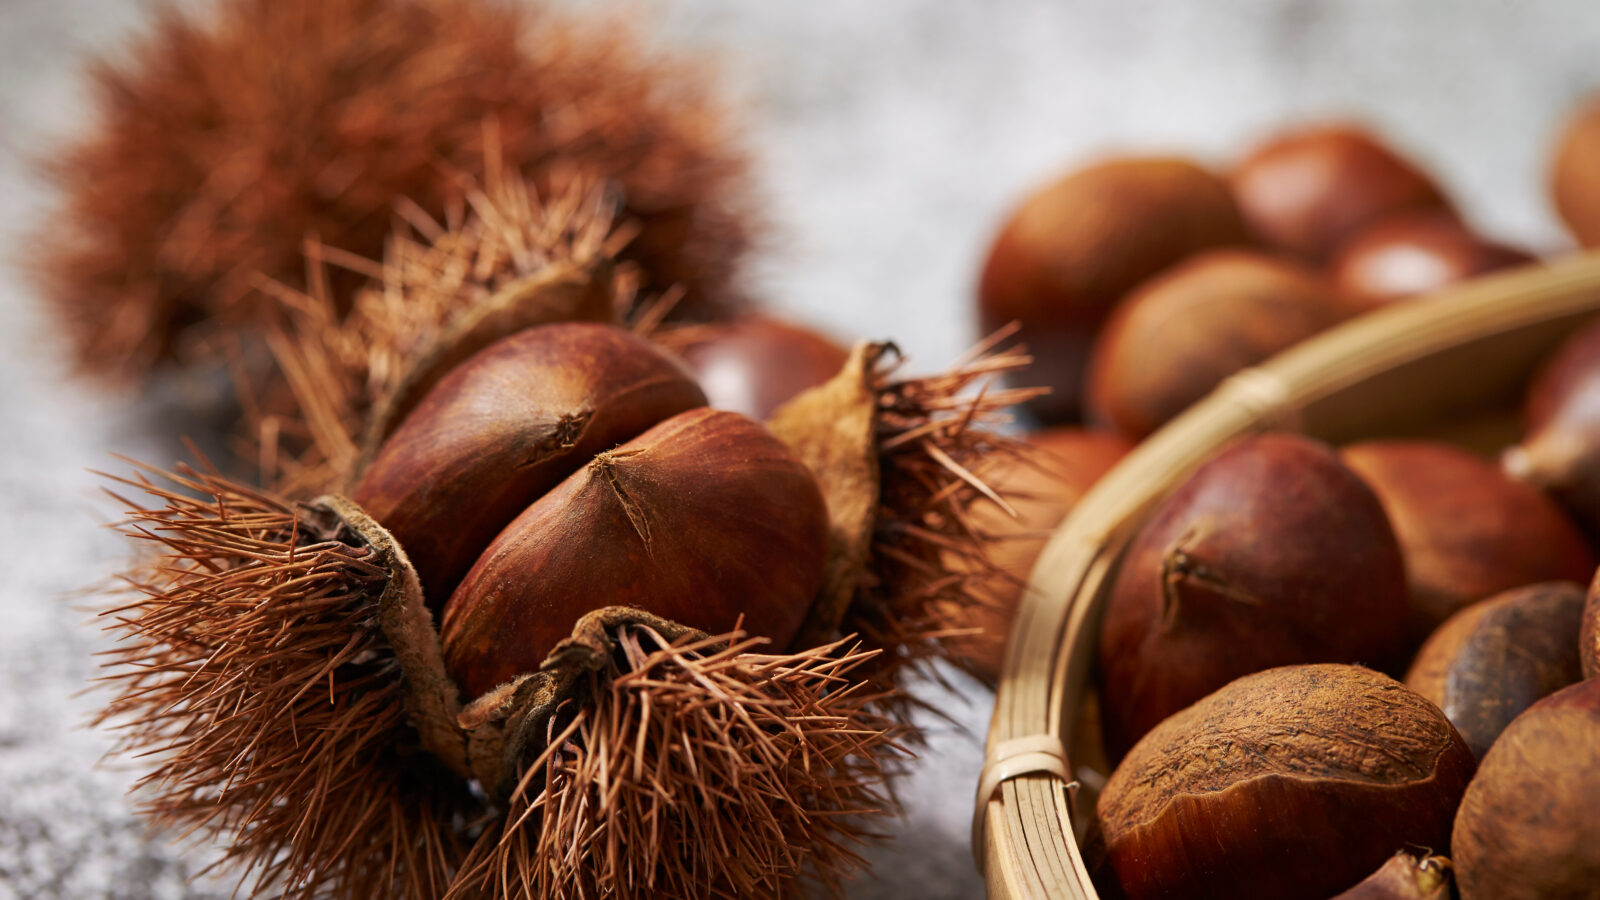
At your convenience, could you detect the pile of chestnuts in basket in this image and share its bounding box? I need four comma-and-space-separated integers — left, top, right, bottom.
958, 100, 1600, 899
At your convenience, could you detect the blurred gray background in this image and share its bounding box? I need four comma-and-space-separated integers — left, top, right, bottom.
1, 0, 1596, 897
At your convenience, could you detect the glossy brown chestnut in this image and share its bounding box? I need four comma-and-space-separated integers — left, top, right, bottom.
977, 157, 1249, 423
1098, 664, 1476, 900
1331, 210, 1535, 309
1503, 316, 1600, 533
1451, 677, 1600, 899
1085, 249, 1349, 438
441, 407, 829, 697
663, 315, 850, 420
1405, 581, 1587, 760
1583, 570, 1600, 679
1551, 95, 1600, 247
1231, 124, 1452, 261
1331, 852, 1453, 900
1343, 441, 1596, 642
353, 323, 707, 607
1097, 433, 1410, 757
948, 427, 1132, 681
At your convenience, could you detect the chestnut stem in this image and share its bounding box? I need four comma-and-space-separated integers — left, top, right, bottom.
1159, 530, 1260, 632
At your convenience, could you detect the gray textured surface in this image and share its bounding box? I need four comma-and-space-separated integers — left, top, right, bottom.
1, 1, 1597, 898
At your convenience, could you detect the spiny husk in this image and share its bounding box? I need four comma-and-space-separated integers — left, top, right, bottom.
772, 329, 1042, 690
95, 462, 479, 900
449, 625, 902, 900
250, 165, 632, 495
96, 464, 903, 899
36, 0, 751, 381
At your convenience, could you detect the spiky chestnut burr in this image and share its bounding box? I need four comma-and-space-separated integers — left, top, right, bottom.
35, 0, 753, 380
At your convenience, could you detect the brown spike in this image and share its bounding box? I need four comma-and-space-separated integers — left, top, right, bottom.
96, 464, 480, 899
450, 625, 905, 900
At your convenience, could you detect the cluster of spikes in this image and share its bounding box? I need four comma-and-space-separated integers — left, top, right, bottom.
34, 0, 751, 380
97, 464, 476, 898
454, 628, 901, 899
851, 332, 1044, 690
88, 162, 1033, 896
98, 464, 907, 899
71, 0, 1035, 895
246, 148, 637, 495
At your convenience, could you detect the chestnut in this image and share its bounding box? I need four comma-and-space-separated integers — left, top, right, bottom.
1097, 664, 1476, 900
441, 407, 829, 697
1343, 440, 1596, 642
1551, 95, 1600, 248
1583, 570, 1599, 680
1332, 852, 1452, 900
658, 315, 850, 420
1085, 249, 1349, 438
352, 322, 707, 606
1502, 316, 1600, 534
1096, 433, 1410, 756
1451, 677, 1600, 899
1404, 581, 1587, 759
1230, 124, 1452, 261
1330, 210, 1535, 309
977, 157, 1249, 423
946, 427, 1133, 681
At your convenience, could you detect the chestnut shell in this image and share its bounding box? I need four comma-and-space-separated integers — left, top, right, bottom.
1085, 249, 1349, 438
353, 323, 707, 606
667, 315, 849, 420
1098, 664, 1476, 900
1405, 581, 1586, 760
1342, 440, 1596, 642
1503, 316, 1600, 534
977, 157, 1249, 423
1331, 210, 1534, 309
1230, 124, 1451, 261
442, 407, 829, 697
1097, 433, 1410, 756
1584, 570, 1600, 680
1451, 677, 1600, 899
1551, 95, 1600, 248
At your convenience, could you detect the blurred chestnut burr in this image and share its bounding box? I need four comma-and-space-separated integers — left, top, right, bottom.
1451, 677, 1600, 899
1551, 95, 1600, 247
1331, 211, 1535, 308
1098, 664, 1475, 900
655, 315, 851, 420
1231, 123, 1453, 261
34, 0, 754, 381
1343, 441, 1595, 643
1504, 316, 1600, 534
977, 157, 1250, 423
942, 427, 1132, 682
1085, 249, 1350, 438
1405, 581, 1587, 759
1096, 433, 1410, 757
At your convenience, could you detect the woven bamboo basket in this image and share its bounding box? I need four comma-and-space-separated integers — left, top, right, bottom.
974, 250, 1600, 899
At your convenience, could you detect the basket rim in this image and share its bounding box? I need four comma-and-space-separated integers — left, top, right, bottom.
975, 249, 1600, 899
